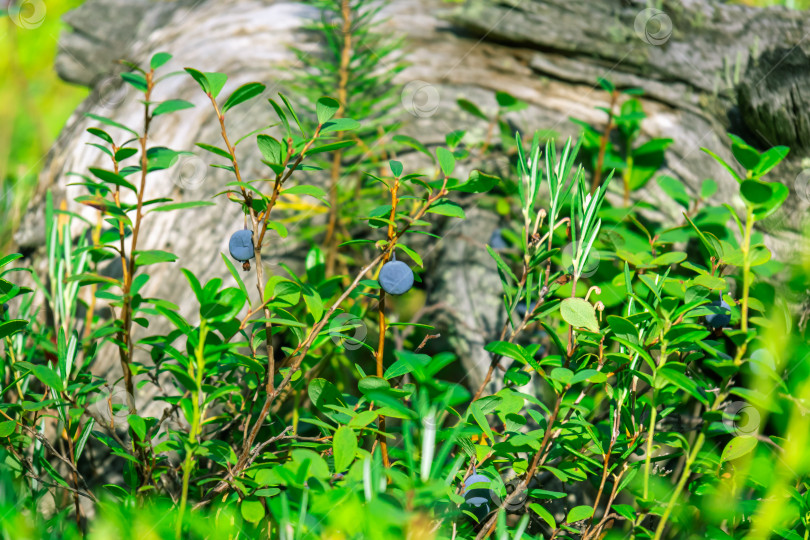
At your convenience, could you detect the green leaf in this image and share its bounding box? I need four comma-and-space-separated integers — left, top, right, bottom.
265, 220, 288, 238
728, 133, 761, 171
683, 213, 719, 260
222, 82, 266, 113
427, 200, 465, 218
309, 378, 345, 418
629, 138, 672, 190
753, 146, 789, 177
150, 52, 172, 70
739, 179, 789, 219
495, 91, 519, 109
240, 498, 265, 523
221, 253, 250, 307
196, 143, 232, 160
606, 315, 637, 343
205, 72, 228, 99
383, 357, 416, 380
268, 98, 291, 137
114, 147, 137, 161
550, 367, 574, 385
393, 134, 433, 160
453, 170, 500, 193
332, 426, 358, 473
307, 140, 356, 155
121, 72, 148, 92
32, 364, 63, 391
85, 113, 139, 136
0, 253, 22, 268
63, 273, 121, 286
184, 68, 210, 94
566, 505, 594, 523
457, 98, 488, 121
89, 168, 137, 192
127, 416, 147, 440
657, 175, 690, 209
316, 96, 341, 124
144, 146, 185, 172
651, 252, 687, 266
349, 410, 378, 428
436, 147, 455, 177
278, 93, 304, 134
395, 244, 423, 267
153, 99, 194, 116
446, 130, 465, 150
658, 365, 708, 406
87, 127, 113, 144
470, 402, 495, 442
389, 160, 403, 177
321, 118, 360, 133
484, 341, 533, 365
486, 245, 518, 284
720, 436, 757, 463
149, 201, 215, 213
753, 182, 788, 220
135, 250, 178, 266
257, 135, 283, 164
740, 179, 773, 206
702, 147, 743, 184
701, 179, 718, 199
0, 421, 15, 438
560, 298, 599, 333
529, 503, 555, 529
0, 319, 27, 340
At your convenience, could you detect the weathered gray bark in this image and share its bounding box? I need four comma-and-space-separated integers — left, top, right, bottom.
13, 0, 810, 394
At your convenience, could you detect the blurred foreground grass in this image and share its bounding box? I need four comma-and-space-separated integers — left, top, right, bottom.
1, 0, 88, 251
741, 0, 810, 7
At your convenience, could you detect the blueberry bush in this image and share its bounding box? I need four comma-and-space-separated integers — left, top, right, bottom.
2, 4, 810, 540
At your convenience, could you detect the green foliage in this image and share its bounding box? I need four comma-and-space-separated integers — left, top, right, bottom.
2, 10, 810, 540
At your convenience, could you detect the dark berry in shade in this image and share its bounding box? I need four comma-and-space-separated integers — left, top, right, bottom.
489, 228, 508, 249
463, 473, 492, 506
229, 229, 255, 262
378, 260, 414, 295
706, 299, 731, 328
516, 300, 538, 318
462, 473, 492, 520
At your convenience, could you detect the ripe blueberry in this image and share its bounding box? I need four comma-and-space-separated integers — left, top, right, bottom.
463, 473, 492, 506
462, 472, 492, 520
229, 229, 255, 263
705, 299, 731, 329
378, 259, 414, 295
489, 228, 508, 249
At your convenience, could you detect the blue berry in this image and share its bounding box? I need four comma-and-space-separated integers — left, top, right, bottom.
462, 473, 492, 520
378, 260, 414, 295
463, 473, 492, 506
489, 228, 508, 249
706, 299, 731, 329
229, 229, 255, 262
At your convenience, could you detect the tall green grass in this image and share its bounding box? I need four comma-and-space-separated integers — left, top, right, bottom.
0, 0, 88, 251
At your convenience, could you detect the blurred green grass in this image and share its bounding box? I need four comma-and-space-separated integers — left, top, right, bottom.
1, 0, 88, 251
739, 0, 810, 7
